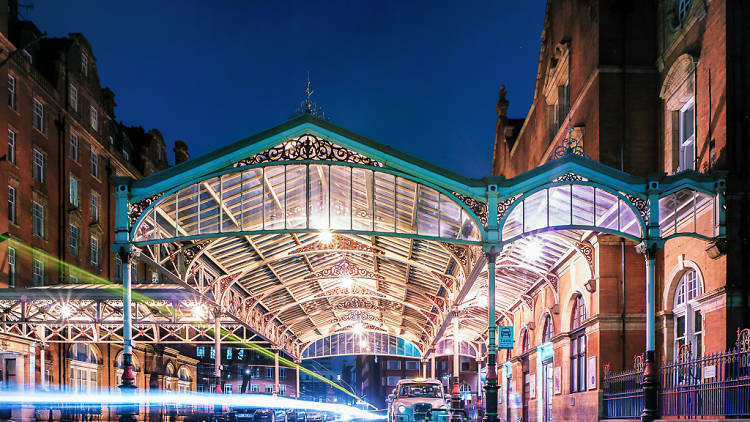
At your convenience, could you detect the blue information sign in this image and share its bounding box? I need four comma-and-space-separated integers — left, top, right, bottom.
498, 326, 514, 349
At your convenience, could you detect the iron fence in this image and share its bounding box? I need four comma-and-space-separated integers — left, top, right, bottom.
602, 367, 643, 418
659, 346, 750, 418
602, 342, 750, 419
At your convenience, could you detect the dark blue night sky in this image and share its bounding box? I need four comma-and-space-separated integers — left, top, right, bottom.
30, 1, 545, 178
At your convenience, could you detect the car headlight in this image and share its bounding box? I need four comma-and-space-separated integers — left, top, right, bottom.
397, 405, 407, 414
439, 405, 449, 410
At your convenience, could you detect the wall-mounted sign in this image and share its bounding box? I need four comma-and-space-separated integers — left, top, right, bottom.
498, 326, 514, 349
587, 356, 597, 390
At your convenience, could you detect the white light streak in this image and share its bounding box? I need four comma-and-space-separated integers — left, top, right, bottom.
0, 390, 384, 420
318, 229, 333, 245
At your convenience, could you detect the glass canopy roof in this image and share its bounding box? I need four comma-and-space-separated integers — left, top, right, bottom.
114, 114, 723, 359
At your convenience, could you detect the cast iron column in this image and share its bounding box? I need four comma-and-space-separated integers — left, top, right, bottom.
274, 350, 280, 396
214, 310, 223, 418
483, 248, 498, 422
641, 245, 657, 422
295, 359, 300, 399
430, 354, 436, 379
451, 314, 462, 422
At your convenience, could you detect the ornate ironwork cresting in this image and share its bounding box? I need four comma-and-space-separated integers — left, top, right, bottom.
549, 117, 587, 160
234, 134, 383, 168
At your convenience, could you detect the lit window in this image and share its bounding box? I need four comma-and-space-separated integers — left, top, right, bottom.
90, 192, 100, 221
90, 149, 99, 177
570, 294, 586, 393
278, 384, 286, 396
279, 367, 286, 379
69, 224, 80, 257
32, 255, 44, 286
90, 106, 97, 131
81, 52, 88, 76
674, 270, 702, 359
32, 148, 45, 182
197, 384, 204, 393
8, 185, 16, 224
69, 84, 78, 112
251, 384, 259, 393
678, 99, 695, 171
90, 236, 99, 267
227, 348, 232, 359
151, 271, 159, 283
265, 367, 273, 379
33, 98, 44, 132
122, 147, 129, 160
224, 384, 232, 394
7, 128, 15, 164
210, 347, 215, 359
238, 349, 245, 360
8, 246, 16, 287
196, 346, 205, 358
264, 384, 273, 393
69, 176, 79, 207
32, 201, 44, 238
70, 132, 79, 161
8, 74, 16, 109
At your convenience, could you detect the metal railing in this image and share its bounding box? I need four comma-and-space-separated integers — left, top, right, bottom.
659, 346, 750, 418
602, 331, 750, 419
602, 366, 643, 419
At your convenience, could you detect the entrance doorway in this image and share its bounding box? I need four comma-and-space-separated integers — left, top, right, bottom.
542, 359, 553, 422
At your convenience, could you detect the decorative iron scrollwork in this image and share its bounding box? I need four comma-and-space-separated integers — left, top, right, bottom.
451, 192, 488, 225
634, 353, 645, 372
128, 193, 163, 227
234, 134, 383, 168
552, 172, 585, 183
183, 241, 210, 267
497, 195, 519, 222
440, 242, 468, 268
548, 120, 587, 161
625, 194, 650, 223
737, 328, 750, 352
303, 259, 384, 281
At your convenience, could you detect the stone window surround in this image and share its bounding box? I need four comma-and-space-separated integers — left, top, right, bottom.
659, 54, 697, 174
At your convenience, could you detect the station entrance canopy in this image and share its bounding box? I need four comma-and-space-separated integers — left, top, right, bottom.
0, 114, 725, 362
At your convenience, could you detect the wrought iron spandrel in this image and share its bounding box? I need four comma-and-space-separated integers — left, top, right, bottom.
451, 192, 488, 225
234, 134, 383, 168
625, 193, 650, 223
128, 193, 163, 227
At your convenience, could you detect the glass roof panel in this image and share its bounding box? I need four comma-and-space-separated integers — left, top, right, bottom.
286, 165, 307, 229
417, 185, 440, 237
659, 188, 715, 238
352, 168, 373, 231
548, 185, 571, 226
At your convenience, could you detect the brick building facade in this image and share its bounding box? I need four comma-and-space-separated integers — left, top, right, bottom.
491, 1, 748, 421
0, 1, 196, 416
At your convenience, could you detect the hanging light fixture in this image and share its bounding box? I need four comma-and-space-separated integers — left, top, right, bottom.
318, 229, 333, 245
60, 304, 73, 319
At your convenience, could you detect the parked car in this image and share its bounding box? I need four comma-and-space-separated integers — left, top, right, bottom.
305, 410, 325, 422
252, 409, 275, 422
285, 409, 306, 422
387, 378, 450, 422
233, 408, 256, 421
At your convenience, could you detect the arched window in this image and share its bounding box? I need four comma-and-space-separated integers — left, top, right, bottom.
542, 315, 553, 343
521, 328, 530, 353
673, 270, 702, 359
570, 294, 586, 393
571, 294, 586, 329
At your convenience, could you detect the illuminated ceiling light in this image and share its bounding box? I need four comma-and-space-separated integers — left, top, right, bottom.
192, 303, 207, 320
340, 274, 354, 289
318, 229, 333, 245
522, 238, 542, 262
359, 339, 368, 349
60, 304, 73, 319
352, 322, 364, 335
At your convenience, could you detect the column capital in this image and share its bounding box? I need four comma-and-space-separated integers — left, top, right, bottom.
483, 245, 501, 262
635, 241, 660, 260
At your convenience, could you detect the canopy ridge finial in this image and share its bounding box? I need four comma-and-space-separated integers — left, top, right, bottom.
294, 72, 329, 120
549, 114, 587, 161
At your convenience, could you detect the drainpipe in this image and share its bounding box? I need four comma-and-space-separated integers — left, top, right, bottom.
621, 238, 626, 370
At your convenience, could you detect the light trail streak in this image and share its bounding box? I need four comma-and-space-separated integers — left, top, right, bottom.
0, 234, 375, 409
0, 390, 385, 419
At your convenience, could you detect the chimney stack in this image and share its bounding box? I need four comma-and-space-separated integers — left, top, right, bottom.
174, 140, 189, 165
